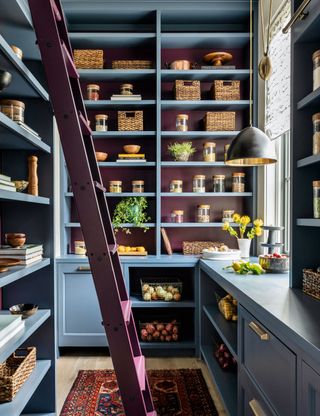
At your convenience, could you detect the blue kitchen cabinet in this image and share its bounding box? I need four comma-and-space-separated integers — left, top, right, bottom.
302, 362, 320, 416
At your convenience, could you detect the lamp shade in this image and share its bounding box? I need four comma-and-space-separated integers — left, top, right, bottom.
225, 126, 277, 166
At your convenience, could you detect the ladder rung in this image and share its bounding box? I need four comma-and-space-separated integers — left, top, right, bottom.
50, 0, 62, 21
94, 181, 106, 193
78, 112, 92, 135
108, 243, 118, 255
61, 42, 79, 79
121, 300, 132, 324
134, 356, 146, 391
147, 412, 157, 416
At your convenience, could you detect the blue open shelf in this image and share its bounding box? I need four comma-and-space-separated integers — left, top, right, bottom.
0, 259, 50, 289
161, 32, 250, 48
0, 190, 50, 205
297, 154, 320, 168
98, 162, 156, 167
70, 32, 156, 47
161, 161, 226, 167
161, 100, 251, 110
161, 192, 253, 197
92, 131, 156, 138
131, 296, 195, 308
65, 192, 156, 198
297, 219, 320, 227
161, 131, 240, 139
297, 87, 320, 110
161, 69, 251, 81
78, 69, 156, 81
85, 100, 156, 109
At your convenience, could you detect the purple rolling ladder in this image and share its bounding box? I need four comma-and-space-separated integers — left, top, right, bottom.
27, 0, 156, 414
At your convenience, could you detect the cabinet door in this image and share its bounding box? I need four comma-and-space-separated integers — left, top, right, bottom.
302, 362, 320, 416
57, 263, 107, 347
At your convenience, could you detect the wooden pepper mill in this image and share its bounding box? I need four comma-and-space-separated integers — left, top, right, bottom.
28, 155, 38, 196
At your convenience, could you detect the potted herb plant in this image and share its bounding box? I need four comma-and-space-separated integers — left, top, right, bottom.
168, 141, 197, 161
222, 213, 263, 258
112, 196, 150, 234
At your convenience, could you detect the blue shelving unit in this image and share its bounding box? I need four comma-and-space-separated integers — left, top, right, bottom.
161, 69, 251, 81
161, 100, 251, 110
78, 69, 156, 81
84, 100, 156, 109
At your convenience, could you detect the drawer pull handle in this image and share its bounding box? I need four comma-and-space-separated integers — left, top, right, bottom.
249, 321, 269, 341
76, 266, 91, 271
249, 399, 267, 416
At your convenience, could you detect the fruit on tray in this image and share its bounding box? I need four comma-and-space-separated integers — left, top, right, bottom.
140, 319, 180, 342
142, 283, 182, 302
214, 343, 237, 371
204, 244, 229, 252
225, 261, 265, 275
259, 253, 289, 273
118, 245, 146, 253
218, 294, 238, 321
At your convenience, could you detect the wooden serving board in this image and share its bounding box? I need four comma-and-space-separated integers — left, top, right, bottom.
119, 251, 148, 256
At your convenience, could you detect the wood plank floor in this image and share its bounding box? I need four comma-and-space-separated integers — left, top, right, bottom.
57, 354, 227, 415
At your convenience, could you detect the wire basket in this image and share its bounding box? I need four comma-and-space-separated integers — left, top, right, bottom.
139, 319, 180, 342
203, 111, 236, 131
0, 347, 36, 402
303, 268, 320, 300
74, 49, 104, 69
140, 277, 182, 301
212, 80, 240, 100
118, 111, 143, 131
112, 60, 153, 69
174, 80, 201, 100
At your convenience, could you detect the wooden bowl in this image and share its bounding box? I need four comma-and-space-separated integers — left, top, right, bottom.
5, 233, 26, 248
95, 152, 108, 161
203, 51, 233, 66
9, 303, 39, 319
123, 144, 141, 154
13, 180, 29, 192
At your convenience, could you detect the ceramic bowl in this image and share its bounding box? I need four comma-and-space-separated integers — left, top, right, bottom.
259, 255, 289, 273
95, 151, 108, 161
5, 233, 26, 248
123, 144, 141, 154
9, 303, 38, 319
13, 180, 29, 192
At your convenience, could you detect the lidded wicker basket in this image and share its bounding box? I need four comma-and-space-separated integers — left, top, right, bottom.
182, 241, 223, 255
203, 111, 236, 131
212, 80, 240, 100
118, 111, 143, 131
74, 49, 104, 69
174, 80, 201, 100
112, 60, 153, 69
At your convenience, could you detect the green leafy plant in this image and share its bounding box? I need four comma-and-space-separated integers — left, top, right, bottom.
167, 141, 197, 161
112, 197, 150, 234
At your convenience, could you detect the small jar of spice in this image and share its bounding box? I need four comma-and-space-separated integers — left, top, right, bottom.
193, 175, 206, 193
132, 180, 144, 193
176, 114, 189, 131
222, 210, 235, 223
232, 172, 245, 192
313, 181, 320, 219
109, 180, 122, 193
313, 50, 320, 91
197, 205, 210, 223
203, 142, 216, 162
170, 179, 183, 193
75, 241, 86, 255
120, 83, 133, 95
213, 175, 225, 192
95, 114, 108, 131
313, 113, 320, 155
87, 84, 100, 100
171, 210, 184, 223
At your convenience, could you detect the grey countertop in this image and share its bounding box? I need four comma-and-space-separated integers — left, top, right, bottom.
200, 259, 320, 363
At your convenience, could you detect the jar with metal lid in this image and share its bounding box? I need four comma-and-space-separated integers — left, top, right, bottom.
213, 175, 225, 192
11, 45, 23, 60
87, 84, 100, 101
313, 50, 320, 91
170, 179, 183, 193
109, 180, 122, 193
193, 175, 206, 193
203, 142, 216, 162
197, 205, 210, 223
171, 210, 184, 223
224, 144, 230, 162
120, 83, 133, 95
95, 114, 108, 131
232, 172, 245, 192
132, 180, 144, 193
75, 240, 86, 255
222, 209, 235, 222
176, 114, 189, 132
313, 181, 320, 219
0, 99, 25, 123
313, 113, 320, 155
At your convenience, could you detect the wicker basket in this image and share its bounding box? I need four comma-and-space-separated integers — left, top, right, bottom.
183, 241, 223, 255
74, 50, 104, 69
112, 60, 153, 69
118, 111, 143, 131
0, 347, 36, 402
174, 80, 201, 100
303, 269, 320, 300
212, 80, 240, 100
215, 293, 238, 321
203, 112, 236, 131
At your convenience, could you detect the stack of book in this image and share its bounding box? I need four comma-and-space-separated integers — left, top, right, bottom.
117, 154, 146, 162
0, 173, 16, 192
0, 244, 43, 266
0, 315, 25, 348
111, 94, 142, 101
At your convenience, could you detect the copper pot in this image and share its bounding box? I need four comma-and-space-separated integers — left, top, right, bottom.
169, 60, 191, 70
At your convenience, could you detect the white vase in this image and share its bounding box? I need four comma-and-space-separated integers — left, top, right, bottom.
237, 238, 251, 259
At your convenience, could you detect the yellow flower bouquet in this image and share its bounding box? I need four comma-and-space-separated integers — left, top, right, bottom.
222, 214, 263, 240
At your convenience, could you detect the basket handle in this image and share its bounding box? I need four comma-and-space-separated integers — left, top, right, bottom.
222, 81, 233, 86
124, 111, 136, 117
183, 81, 195, 86
13, 347, 35, 358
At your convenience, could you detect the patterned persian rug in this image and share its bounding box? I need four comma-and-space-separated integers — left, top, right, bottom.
60, 368, 218, 415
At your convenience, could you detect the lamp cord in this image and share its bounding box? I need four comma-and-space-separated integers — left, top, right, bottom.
259, 0, 274, 55
249, 0, 253, 126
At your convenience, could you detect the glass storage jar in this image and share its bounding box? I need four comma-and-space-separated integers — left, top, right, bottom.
213, 175, 225, 192
171, 210, 184, 223
232, 172, 245, 192
120, 83, 133, 95
87, 84, 100, 100
75, 240, 86, 255
176, 114, 189, 132
132, 180, 144, 193
0, 99, 25, 123
170, 179, 183, 193
222, 209, 235, 222
193, 175, 206, 193
313, 50, 320, 91
313, 113, 320, 155
203, 142, 216, 162
224, 144, 230, 162
95, 114, 108, 131
109, 180, 122, 193
313, 181, 320, 219
197, 205, 210, 223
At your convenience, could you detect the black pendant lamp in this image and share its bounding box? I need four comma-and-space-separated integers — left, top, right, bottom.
225, 0, 277, 166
